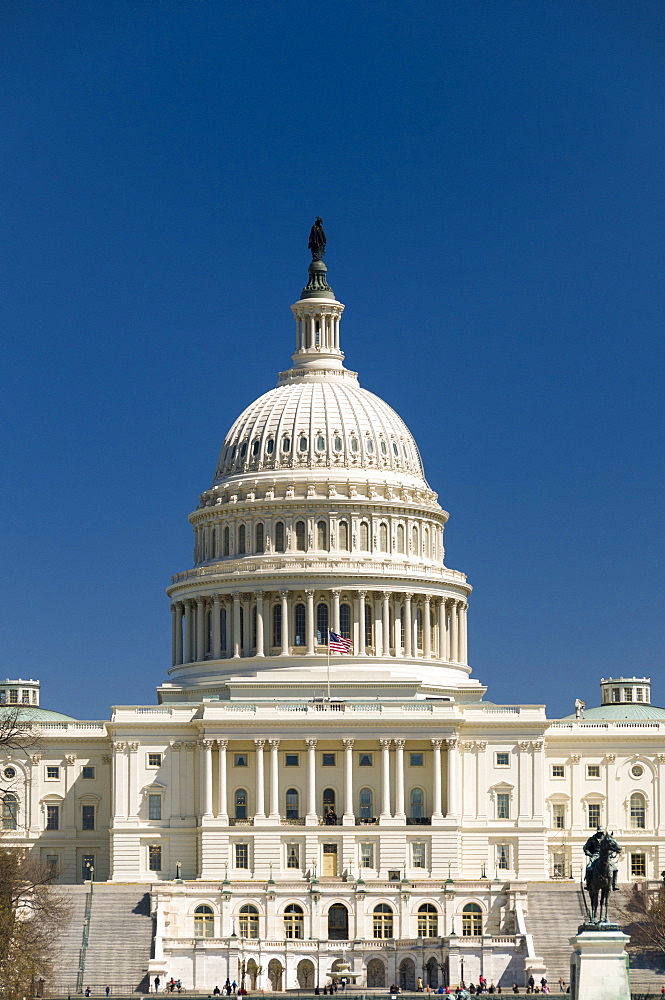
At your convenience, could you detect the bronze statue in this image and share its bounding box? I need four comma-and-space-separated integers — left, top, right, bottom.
308, 217, 326, 260
583, 826, 622, 922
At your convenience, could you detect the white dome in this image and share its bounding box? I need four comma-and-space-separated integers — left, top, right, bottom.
213, 371, 428, 486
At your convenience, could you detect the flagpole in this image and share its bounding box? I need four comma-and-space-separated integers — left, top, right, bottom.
327, 634, 331, 701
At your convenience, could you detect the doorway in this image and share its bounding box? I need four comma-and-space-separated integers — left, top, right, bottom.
328, 903, 348, 940
322, 843, 338, 876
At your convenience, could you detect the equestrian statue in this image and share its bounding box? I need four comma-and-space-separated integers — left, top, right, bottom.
583, 826, 622, 923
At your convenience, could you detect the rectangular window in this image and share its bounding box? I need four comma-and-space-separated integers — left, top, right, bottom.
81, 805, 95, 830
46, 766, 60, 780
410, 752, 423, 767
636, 688, 644, 702
496, 793, 510, 819
81, 766, 95, 779
412, 842, 426, 868
322, 753, 336, 767
148, 846, 162, 872
612, 687, 620, 702
496, 844, 510, 870
587, 765, 601, 778
21, 691, 30, 704
285, 753, 299, 767
286, 844, 300, 869
46, 805, 59, 830
358, 752, 373, 767
623, 688, 633, 702
552, 804, 566, 829
46, 855, 58, 877
149, 794, 162, 821
588, 803, 601, 828
235, 753, 248, 767
148, 753, 162, 767
495, 752, 509, 767
551, 764, 565, 778
9, 690, 18, 704
360, 843, 374, 868
631, 853, 646, 878
235, 843, 249, 869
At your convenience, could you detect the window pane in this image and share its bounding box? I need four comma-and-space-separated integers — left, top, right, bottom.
340, 604, 351, 639
235, 844, 249, 869
82, 805, 95, 830
294, 603, 306, 646
496, 793, 510, 819
317, 604, 329, 645
588, 803, 601, 828
46, 805, 59, 830
148, 846, 161, 871
149, 795, 162, 821
361, 843, 374, 868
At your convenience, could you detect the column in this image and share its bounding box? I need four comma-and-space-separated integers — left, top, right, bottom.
280, 590, 289, 655
196, 597, 206, 661
223, 601, 231, 658
332, 590, 341, 635
242, 597, 251, 657
174, 602, 183, 665
256, 591, 265, 657
393, 596, 401, 654
423, 596, 432, 658
343, 739, 354, 823
459, 603, 468, 664
437, 599, 446, 660
112, 744, 126, 821
446, 737, 459, 818
254, 740, 265, 818
306, 590, 315, 655
382, 592, 391, 656
201, 740, 213, 819
475, 741, 487, 820
171, 604, 179, 667
217, 740, 228, 822
233, 593, 241, 658
431, 739, 443, 818
269, 739, 280, 820
380, 739, 392, 820
212, 595, 222, 659
357, 591, 366, 655
127, 743, 139, 819
450, 601, 459, 662
532, 740, 545, 822
394, 739, 406, 819
404, 594, 413, 658
170, 742, 182, 820
184, 601, 193, 663
518, 742, 532, 820
306, 739, 317, 823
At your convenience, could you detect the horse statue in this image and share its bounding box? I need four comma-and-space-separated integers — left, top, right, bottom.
584, 828, 621, 923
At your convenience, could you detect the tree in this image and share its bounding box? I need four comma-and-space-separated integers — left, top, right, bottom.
0, 706, 70, 999
617, 879, 665, 960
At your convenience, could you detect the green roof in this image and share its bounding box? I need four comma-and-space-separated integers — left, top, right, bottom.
561, 703, 665, 721
0, 705, 77, 723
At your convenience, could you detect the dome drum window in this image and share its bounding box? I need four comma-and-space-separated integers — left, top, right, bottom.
266, 438, 275, 454
299, 436, 308, 452
316, 435, 326, 452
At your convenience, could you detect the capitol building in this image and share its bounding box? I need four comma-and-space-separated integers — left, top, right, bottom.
2, 231, 664, 990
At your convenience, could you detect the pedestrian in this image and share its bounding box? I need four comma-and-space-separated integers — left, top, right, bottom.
231, 981, 237, 994
213, 987, 221, 996
85, 990, 91, 998
418, 978, 424, 992
106, 988, 111, 998
155, 978, 161, 994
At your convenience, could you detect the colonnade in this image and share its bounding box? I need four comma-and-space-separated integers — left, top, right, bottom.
192, 736, 460, 824
170, 591, 467, 667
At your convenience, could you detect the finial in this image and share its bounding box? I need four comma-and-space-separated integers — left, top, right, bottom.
301, 217, 334, 299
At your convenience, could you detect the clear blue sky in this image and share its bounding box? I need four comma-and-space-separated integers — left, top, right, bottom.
1, 1, 662, 721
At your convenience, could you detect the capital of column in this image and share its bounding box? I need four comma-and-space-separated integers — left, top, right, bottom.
305, 739, 317, 750
431, 739, 444, 750
342, 739, 354, 750
305, 589, 314, 598
279, 588, 290, 598
254, 739, 266, 750
393, 739, 406, 749
216, 739, 228, 750
170, 741, 183, 751
201, 740, 215, 750
445, 737, 458, 749
331, 589, 341, 598
379, 738, 391, 749
127, 743, 139, 753
269, 739, 280, 750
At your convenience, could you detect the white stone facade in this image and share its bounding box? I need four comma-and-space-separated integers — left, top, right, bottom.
1, 246, 662, 990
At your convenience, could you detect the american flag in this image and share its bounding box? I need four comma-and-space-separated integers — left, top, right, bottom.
329, 630, 353, 654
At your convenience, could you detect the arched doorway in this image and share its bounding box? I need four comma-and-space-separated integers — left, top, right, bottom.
328, 903, 348, 940
297, 960, 315, 988
246, 959, 258, 990
399, 958, 416, 991
367, 958, 386, 988
426, 958, 439, 988
268, 959, 283, 992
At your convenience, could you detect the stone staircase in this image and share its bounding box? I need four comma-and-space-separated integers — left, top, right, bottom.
50, 883, 154, 995
52, 885, 90, 990
525, 882, 586, 985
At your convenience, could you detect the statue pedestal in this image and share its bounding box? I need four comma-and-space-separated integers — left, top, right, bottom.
569, 924, 630, 1000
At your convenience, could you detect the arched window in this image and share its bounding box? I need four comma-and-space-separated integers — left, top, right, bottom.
397, 524, 405, 554
410, 787, 424, 820
415, 606, 423, 650
282, 437, 291, 453
237, 525, 245, 554
360, 522, 369, 551
272, 605, 282, 648
462, 903, 483, 936
275, 522, 285, 553
235, 789, 247, 820
299, 435, 308, 452
317, 604, 329, 645
373, 904, 394, 939
2, 793, 17, 831
239, 904, 259, 939
359, 787, 373, 820
255, 523, 264, 553
284, 903, 304, 939
365, 605, 372, 648
339, 520, 349, 551
296, 521, 306, 551
294, 603, 306, 646
424, 526, 430, 557
266, 438, 275, 455
323, 788, 336, 815
317, 520, 328, 550
417, 903, 438, 937
379, 523, 388, 552
328, 903, 348, 940
631, 792, 646, 829
340, 603, 351, 640
412, 526, 418, 553
194, 905, 214, 938
285, 788, 299, 820
252, 439, 260, 456
223, 526, 230, 556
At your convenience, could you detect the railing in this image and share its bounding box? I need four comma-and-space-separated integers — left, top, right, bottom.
228, 818, 254, 826
171, 560, 467, 584
319, 817, 344, 826
76, 883, 94, 993
406, 817, 432, 825
282, 816, 306, 825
